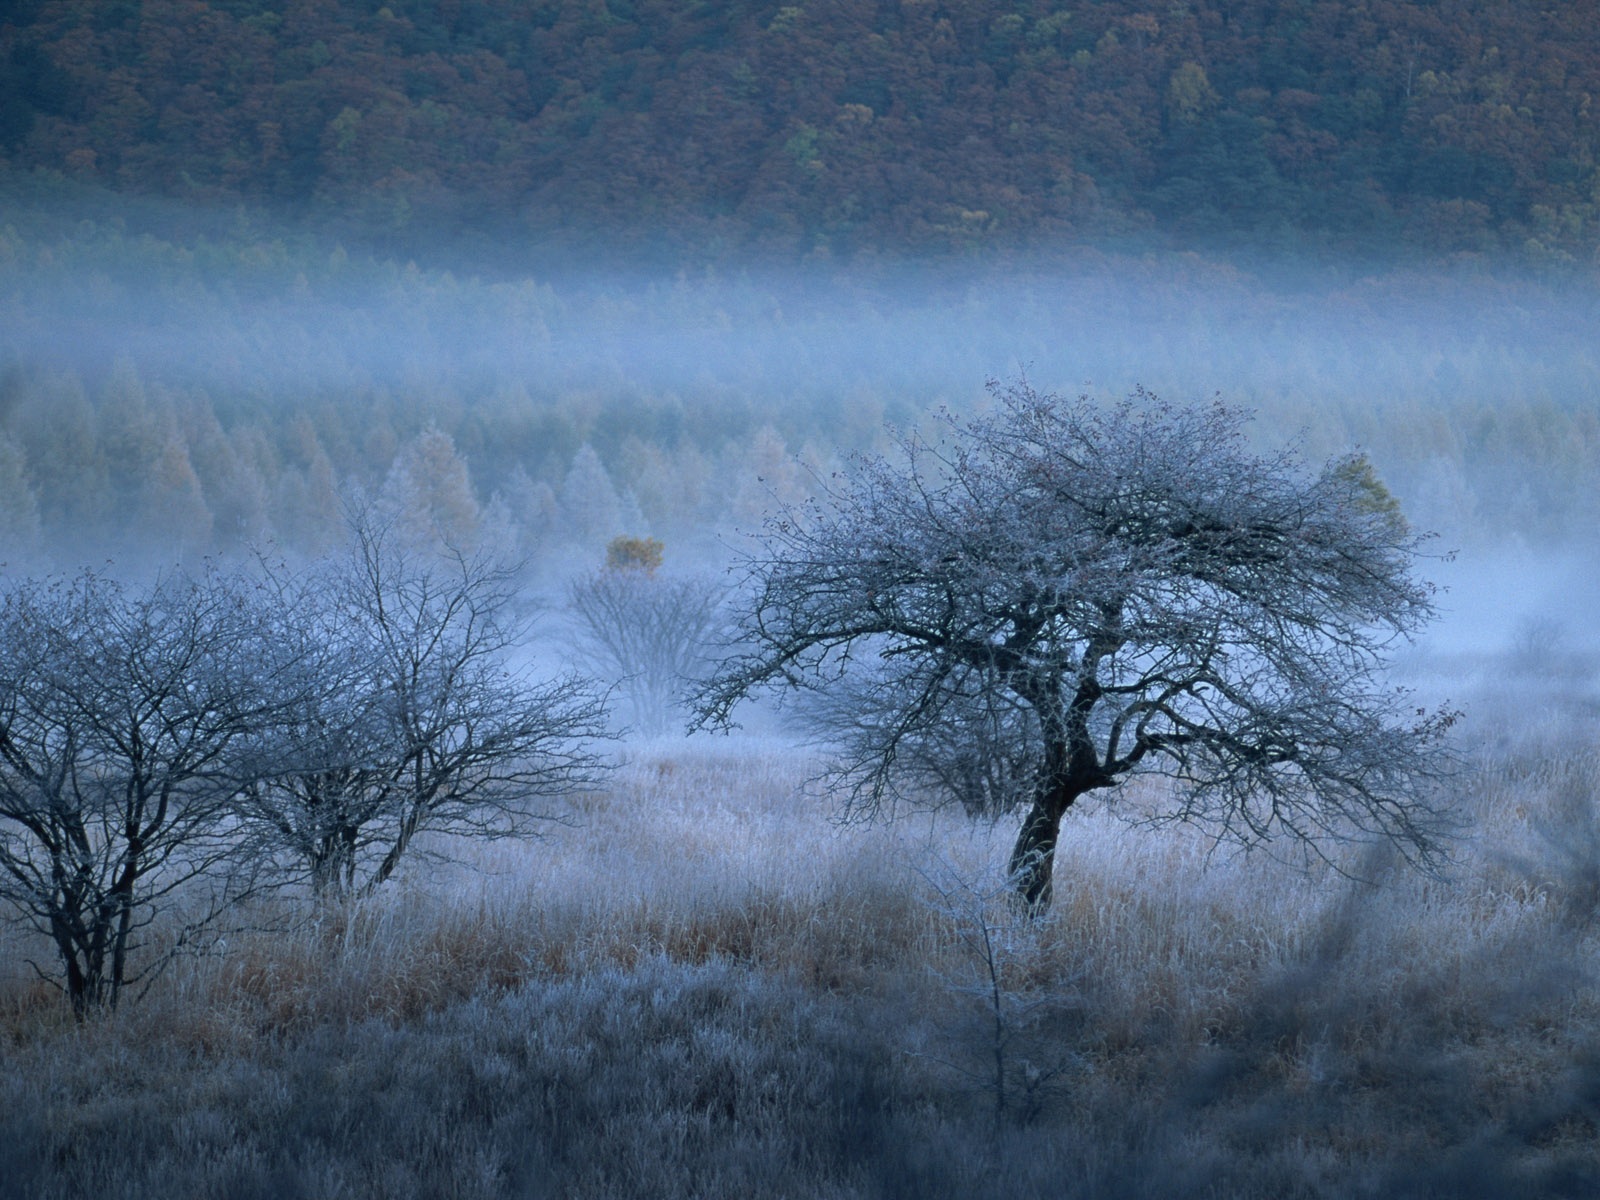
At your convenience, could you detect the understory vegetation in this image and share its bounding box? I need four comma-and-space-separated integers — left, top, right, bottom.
2, 663, 1597, 1198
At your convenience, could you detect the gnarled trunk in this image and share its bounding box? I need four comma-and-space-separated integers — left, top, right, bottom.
1007, 799, 1062, 914
1007, 767, 1099, 915
1008, 716, 1094, 914
309, 824, 359, 899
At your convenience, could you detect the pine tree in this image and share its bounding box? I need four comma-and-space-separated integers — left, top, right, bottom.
560, 443, 622, 547
502, 464, 558, 556
380, 425, 481, 548
0, 432, 41, 553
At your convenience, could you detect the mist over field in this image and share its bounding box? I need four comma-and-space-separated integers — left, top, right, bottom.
6, 234, 1597, 662
8, 238, 1599, 1192
5, 1, 1600, 1195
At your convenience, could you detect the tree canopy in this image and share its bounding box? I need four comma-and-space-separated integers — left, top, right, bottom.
695, 382, 1457, 910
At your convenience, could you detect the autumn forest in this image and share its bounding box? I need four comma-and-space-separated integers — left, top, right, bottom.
5, 0, 1600, 266
1, 1, 1598, 567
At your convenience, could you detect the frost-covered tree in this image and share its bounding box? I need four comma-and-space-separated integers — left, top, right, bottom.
185, 399, 271, 546
569, 541, 724, 737
0, 568, 296, 1016
0, 432, 41, 551
380, 424, 481, 548
11, 371, 108, 537
560, 444, 621, 547
501, 464, 559, 557
140, 430, 213, 557
695, 383, 1456, 912
236, 505, 612, 897
731, 425, 807, 528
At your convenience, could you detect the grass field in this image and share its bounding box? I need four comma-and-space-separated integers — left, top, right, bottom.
3, 665, 1599, 1198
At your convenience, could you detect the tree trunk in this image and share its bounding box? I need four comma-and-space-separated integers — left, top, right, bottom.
310, 825, 358, 900
107, 862, 139, 1011
1008, 798, 1064, 916
310, 849, 338, 899
368, 798, 427, 894
52, 914, 90, 1022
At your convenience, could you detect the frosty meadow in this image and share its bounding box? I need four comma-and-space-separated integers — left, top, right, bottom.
2, 376, 1596, 1197
5, 0, 1600, 1189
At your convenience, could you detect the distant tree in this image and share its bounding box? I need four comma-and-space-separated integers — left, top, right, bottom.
606, 535, 664, 572
236, 505, 612, 897
139, 429, 214, 558
0, 432, 41, 551
695, 382, 1457, 912
501, 465, 559, 557
14, 371, 109, 538
732, 425, 808, 529
560, 444, 622, 546
270, 439, 342, 553
1165, 62, 1219, 126
1324, 453, 1406, 536
0, 568, 295, 1017
184, 398, 271, 546
618, 436, 684, 533
380, 424, 482, 548
96, 361, 162, 527
569, 541, 724, 737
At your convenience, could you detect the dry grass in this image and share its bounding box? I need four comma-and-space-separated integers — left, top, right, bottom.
4, 688, 1600, 1197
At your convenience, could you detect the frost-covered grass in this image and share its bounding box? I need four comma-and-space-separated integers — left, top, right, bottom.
3, 691, 1600, 1198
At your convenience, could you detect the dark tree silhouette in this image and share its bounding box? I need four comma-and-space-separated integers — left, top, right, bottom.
694, 382, 1456, 912
0, 568, 295, 1016
235, 506, 613, 898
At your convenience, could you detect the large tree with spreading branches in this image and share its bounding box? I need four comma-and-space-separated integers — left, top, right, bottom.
693, 382, 1456, 912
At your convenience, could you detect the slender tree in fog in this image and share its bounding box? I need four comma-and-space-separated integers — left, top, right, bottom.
568, 539, 725, 737
560, 444, 622, 546
237, 507, 612, 897
0, 569, 293, 1016
229, 559, 393, 899
0, 432, 42, 549
695, 382, 1456, 912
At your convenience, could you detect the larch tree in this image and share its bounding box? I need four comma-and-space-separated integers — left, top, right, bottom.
694, 382, 1457, 912
560, 444, 622, 548
380, 424, 482, 549
0, 432, 41, 551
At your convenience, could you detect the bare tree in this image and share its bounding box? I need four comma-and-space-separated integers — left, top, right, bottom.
0, 568, 293, 1016
237, 508, 613, 898
694, 382, 1457, 912
229, 560, 392, 899
568, 556, 724, 737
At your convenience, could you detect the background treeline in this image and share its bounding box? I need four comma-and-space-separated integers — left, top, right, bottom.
2, 0, 1599, 270
2, 214, 1598, 566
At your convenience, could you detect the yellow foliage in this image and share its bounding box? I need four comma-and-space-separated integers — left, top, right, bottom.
1325, 453, 1407, 537
1166, 62, 1219, 124
606, 535, 664, 573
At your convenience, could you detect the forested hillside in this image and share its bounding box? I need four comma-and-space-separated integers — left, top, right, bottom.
3, 0, 1598, 268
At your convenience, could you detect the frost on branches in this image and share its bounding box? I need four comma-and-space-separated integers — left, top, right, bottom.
694, 382, 1456, 912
